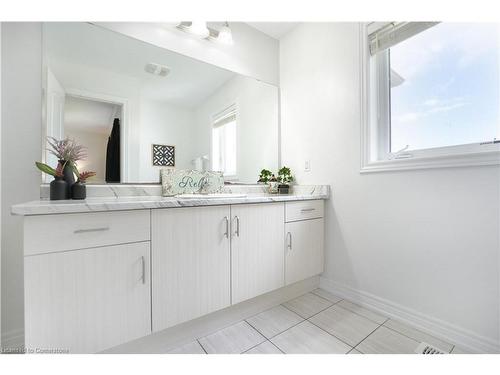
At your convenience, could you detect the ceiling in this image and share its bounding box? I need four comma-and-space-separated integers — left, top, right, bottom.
64, 96, 120, 134
44, 23, 236, 108
246, 22, 300, 39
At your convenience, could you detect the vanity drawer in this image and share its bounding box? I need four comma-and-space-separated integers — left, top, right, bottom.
24, 210, 150, 256
285, 200, 324, 222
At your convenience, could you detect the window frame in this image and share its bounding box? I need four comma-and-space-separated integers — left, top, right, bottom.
360, 23, 500, 173
211, 103, 238, 180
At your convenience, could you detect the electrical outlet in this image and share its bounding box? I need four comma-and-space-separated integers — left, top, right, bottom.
304, 160, 311, 172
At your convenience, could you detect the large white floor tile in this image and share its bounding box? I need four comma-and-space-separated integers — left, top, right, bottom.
199, 321, 266, 354
311, 289, 343, 304
246, 305, 304, 339
271, 321, 352, 354
167, 341, 206, 354
282, 293, 333, 318
383, 319, 453, 353
336, 300, 387, 324
356, 326, 419, 354
244, 341, 283, 354
451, 346, 474, 354
309, 305, 380, 347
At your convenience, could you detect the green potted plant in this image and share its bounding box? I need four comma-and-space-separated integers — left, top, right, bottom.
257, 169, 273, 184
277, 166, 294, 194
72, 170, 97, 200
268, 174, 279, 194
35, 161, 68, 200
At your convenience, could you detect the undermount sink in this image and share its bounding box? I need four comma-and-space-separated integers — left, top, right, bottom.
175, 193, 247, 199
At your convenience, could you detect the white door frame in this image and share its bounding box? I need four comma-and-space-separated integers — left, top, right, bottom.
64, 88, 130, 183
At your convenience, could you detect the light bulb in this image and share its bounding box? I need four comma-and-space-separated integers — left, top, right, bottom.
186, 21, 209, 38
217, 23, 233, 45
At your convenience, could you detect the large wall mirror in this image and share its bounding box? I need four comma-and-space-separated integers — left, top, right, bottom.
42, 22, 279, 184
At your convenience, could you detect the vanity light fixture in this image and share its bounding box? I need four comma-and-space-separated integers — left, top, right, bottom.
177, 21, 234, 45
177, 21, 210, 38
212, 22, 233, 45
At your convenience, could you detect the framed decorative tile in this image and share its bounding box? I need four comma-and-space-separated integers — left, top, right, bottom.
152, 144, 175, 167
161, 169, 224, 196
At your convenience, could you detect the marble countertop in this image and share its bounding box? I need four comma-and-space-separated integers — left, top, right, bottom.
12, 191, 329, 216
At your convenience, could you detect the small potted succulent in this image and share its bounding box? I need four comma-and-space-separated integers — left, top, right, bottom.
72, 171, 97, 200
277, 166, 294, 194
35, 161, 68, 200
257, 169, 273, 184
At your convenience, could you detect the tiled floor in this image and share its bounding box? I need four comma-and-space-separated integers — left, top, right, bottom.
167, 289, 464, 354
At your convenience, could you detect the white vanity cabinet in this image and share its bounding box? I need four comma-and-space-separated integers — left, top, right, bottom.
231, 203, 285, 304
23, 210, 151, 353
151, 206, 232, 332
284, 201, 325, 286
21, 198, 325, 353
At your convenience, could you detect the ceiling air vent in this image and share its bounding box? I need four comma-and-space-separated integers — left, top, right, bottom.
415, 342, 446, 354
144, 63, 170, 77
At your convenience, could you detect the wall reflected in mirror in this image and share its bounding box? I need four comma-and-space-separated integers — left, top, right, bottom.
42, 22, 279, 184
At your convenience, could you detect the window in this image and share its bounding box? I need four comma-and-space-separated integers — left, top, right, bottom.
362, 22, 500, 172
212, 104, 237, 178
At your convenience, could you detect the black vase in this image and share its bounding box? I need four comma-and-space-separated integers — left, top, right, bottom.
59, 160, 75, 197
50, 177, 68, 200
71, 181, 86, 200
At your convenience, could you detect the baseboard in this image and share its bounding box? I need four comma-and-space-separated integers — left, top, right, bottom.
319, 277, 499, 354
1, 328, 25, 353
103, 276, 320, 353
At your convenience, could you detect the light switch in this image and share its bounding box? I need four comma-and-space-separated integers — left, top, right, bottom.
304, 160, 311, 172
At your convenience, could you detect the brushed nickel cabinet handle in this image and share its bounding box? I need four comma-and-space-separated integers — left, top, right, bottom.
141, 256, 146, 284
301, 208, 316, 212
234, 216, 240, 237
73, 227, 110, 234
223, 216, 229, 238
286, 232, 292, 250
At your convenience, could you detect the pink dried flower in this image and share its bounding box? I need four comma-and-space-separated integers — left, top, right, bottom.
47, 137, 87, 163
78, 171, 96, 183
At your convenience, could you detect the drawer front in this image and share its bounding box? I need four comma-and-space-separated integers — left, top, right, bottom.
24, 210, 150, 256
285, 200, 324, 222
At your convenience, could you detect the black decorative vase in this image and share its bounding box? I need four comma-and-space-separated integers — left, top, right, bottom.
50, 177, 68, 200
278, 184, 290, 194
59, 160, 75, 197
71, 181, 86, 200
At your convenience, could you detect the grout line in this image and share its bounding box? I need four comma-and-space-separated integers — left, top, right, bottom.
449, 345, 456, 354
305, 318, 354, 350
269, 340, 286, 354
352, 324, 384, 353
196, 339, 208, 354
244, 319, 279, 341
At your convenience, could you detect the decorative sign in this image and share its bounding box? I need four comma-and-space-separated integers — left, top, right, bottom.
152, 144, 175, 167
161, 169, 224, 196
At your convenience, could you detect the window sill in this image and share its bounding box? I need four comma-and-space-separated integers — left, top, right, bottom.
360, 150, 500, 173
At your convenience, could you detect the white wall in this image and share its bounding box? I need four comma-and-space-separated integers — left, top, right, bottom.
280, 23, 500, 351
194, 75, 279, 183
95, 22, 280, 86
139, 99, 197, 182
1, 23, 42, 348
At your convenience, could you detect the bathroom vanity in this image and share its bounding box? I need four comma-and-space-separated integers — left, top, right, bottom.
13, 188, 328, 353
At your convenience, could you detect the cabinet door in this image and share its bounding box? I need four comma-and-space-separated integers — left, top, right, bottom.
231, 203, 285, 304
285, 218, 324, 285
152, 206, 231, 332
24, 242, 151, 353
